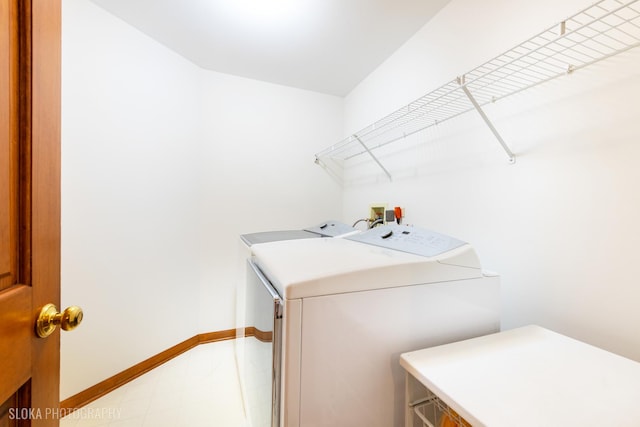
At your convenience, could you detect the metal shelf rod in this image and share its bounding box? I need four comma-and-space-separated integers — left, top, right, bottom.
355, 135, 392, 181
459, 78, 516, 163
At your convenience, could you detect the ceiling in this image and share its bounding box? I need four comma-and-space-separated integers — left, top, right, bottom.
88, 0, 451, 96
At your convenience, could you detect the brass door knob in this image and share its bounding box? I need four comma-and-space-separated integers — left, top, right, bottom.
36, 304, 83, 338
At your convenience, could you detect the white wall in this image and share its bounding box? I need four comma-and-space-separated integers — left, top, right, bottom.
197, 70, 343, 332
61, 0, 342, 399
343, 0, 640, 360
61, 0, 202, 399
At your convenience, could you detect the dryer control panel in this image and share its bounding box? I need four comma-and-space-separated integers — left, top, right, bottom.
346, 224, 466, 257
304, 220, 356, 237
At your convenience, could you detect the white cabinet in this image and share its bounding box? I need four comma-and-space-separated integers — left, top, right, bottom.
400, 325, 640, 426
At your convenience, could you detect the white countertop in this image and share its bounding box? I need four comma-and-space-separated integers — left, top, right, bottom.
400, 325, 640, 426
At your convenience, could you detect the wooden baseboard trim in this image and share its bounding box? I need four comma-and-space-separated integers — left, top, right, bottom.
60, 328, 237, 411
198, 329, 238, 344
244, 326, 272, 343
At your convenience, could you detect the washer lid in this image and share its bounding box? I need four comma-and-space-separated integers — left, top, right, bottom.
240, 230, 320, 246
251, 236, 483, 299
241, 220, 356, 246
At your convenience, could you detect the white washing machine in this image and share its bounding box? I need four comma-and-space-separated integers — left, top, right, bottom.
241, 224, 500, 427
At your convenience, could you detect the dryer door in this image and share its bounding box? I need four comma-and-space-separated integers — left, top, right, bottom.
240, 260, 283, 427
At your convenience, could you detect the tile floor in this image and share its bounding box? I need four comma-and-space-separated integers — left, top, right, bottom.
60, 340, 246, 427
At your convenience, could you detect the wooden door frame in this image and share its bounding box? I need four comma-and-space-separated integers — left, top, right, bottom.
29, 0, 62, 424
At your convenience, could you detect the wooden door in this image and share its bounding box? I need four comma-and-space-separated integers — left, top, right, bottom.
1, 0, 61, 426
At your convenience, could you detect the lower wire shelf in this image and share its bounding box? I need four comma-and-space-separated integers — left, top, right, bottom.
409, 389, 472, 427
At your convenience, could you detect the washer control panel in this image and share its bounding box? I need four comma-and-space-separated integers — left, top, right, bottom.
346, 224, 466, 257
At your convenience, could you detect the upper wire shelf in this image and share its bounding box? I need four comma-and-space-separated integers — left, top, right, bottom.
315, 0, 640, 179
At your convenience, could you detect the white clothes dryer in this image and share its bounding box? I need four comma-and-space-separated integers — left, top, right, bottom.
241, 224, 500, 427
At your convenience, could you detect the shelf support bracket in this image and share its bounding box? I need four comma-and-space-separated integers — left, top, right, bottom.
354, 135, 392, 181
458, 77, 516, 164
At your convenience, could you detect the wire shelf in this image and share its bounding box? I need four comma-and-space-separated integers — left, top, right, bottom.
410, 392, 472, 427
315, 0, 640, 176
